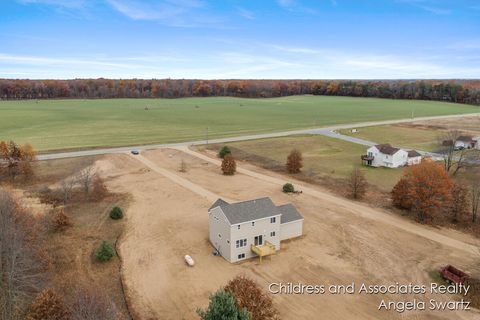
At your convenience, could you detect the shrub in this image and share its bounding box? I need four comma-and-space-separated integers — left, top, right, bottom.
95, 241, 115, 262
53, 209, 72, 231
109, 206, 123, 220
197, 289, 251, 320
282, 183, 295, 193
221, 155, 237, 175
218, 146, 232, 159
26, 289, 70, 320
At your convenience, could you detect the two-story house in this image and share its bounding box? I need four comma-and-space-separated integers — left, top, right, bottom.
208, 197, 303, 263
361, 144, 422, 168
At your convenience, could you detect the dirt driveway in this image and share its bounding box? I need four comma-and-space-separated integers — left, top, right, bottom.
94, 149, 480, 320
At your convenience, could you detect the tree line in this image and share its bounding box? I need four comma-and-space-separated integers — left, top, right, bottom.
1, 79, 480, 105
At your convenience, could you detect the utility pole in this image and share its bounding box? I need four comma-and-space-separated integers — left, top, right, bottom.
206, 127, 209, 144
411, 109, 415, 119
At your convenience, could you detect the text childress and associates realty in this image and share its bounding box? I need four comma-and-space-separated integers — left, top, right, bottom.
268, 282, 472, 313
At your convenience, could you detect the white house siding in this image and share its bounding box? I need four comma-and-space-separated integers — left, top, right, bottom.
366, 146, 408, 168
280, 220, 304, 241
407, 156, 422, 166
229, 214, 281, 263
208, 207, 231, 262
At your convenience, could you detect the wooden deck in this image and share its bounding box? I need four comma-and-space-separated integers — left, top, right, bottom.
251, 241, 276, 262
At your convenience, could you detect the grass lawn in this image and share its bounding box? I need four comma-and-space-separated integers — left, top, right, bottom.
0, 96, 478, 152
212, 134, 405, 191
339, 124, 441, 152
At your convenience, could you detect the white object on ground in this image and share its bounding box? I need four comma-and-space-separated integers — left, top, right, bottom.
184, 255, 195, 266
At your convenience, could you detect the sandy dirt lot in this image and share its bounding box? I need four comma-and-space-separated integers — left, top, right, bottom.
93, 148, 480, 320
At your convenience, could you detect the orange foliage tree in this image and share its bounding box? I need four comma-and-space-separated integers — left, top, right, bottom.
392, 160, 453, 222
225, 275, 278, 320
221, 155, 236, 175
0, 140, 37, 180
286, 149, 303, 174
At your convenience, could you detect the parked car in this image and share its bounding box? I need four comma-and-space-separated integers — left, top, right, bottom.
131, 150, 140, 155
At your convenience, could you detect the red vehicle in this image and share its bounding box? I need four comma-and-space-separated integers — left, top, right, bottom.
440, 265, 469, 284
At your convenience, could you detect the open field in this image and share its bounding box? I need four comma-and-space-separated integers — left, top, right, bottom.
201, 135, 404, 191
92, 148, 480, 320
0, 96, 479, 152
339, 115, 480, 152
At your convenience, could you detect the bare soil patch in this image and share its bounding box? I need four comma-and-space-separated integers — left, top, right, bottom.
100, 150, 480, 320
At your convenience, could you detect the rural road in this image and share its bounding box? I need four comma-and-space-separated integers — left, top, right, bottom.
37, 112, 480, 161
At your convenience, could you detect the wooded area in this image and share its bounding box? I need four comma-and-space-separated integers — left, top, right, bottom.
1, 79, 480, 105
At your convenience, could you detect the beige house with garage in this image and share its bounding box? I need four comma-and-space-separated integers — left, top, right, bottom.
208, 197, 303, 263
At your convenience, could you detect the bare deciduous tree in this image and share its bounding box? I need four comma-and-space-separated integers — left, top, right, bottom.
438, 130, 467, 175
59, 178, 76, 205
68, 285, 124, 320
0, 189, 47, 320
76, 167, 94, 196
347, 167, 368, 200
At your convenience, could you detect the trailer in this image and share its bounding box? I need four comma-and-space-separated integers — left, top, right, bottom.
440, 265, 469, 284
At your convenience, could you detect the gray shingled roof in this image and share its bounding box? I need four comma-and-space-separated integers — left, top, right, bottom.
277, 204, 304, 224
209, 197, 303, 225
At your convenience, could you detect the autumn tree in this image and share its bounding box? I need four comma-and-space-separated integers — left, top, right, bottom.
221, 155, 237, 175
0, 140, 37, 181
286, 149, 303, 174
25, 289, 70, 320
347, 167, 367, 199
52, 208, 71, 231
197, 289, 251, 320
391, 161, 453, 222
59, 178, 76, 205
449, 183, 469, 223
225, 275, 278, 320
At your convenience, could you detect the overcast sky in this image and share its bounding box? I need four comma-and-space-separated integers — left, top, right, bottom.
1, 0, 479, 79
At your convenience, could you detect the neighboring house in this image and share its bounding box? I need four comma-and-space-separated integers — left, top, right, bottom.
407, 150, 422, 166
208, 197, 303, 263
455, 136, 477, 150
361, 144, 421, 168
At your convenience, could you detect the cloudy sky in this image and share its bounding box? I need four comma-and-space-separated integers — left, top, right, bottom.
1, 0, 479, 79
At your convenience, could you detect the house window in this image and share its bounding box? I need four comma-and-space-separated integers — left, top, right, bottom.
252, 221, 255, 226
237, 225, 240, 230
270, 231, 276, 237
235, 239, 247, 248
238, 253, 245, 260
270, 217, 276, 223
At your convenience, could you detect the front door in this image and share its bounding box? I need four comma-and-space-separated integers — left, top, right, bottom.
254, 235, 263, 246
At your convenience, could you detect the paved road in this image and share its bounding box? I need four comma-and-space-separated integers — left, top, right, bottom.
37, 112, 480, 161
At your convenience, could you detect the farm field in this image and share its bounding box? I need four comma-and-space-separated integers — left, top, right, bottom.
92, 148, 480, 320
339, 115, 480, 153
0, 96, 479, 152
202, 134, 405, 191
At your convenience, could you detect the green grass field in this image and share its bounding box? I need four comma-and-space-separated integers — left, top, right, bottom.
0, 96, 478, 152
207, 135, 404, 191
339, 125, 441, 152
